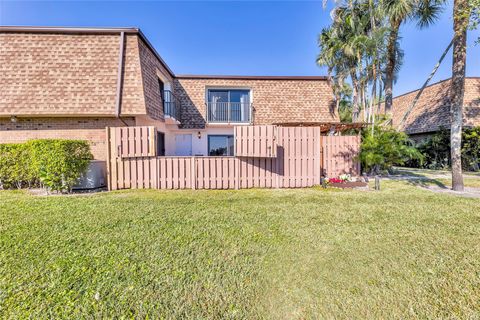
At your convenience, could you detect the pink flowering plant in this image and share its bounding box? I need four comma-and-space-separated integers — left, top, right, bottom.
326, 177, 343, 184
325, 174, 353, 184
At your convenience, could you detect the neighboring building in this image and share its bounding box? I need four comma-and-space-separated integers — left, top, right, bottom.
0, 26, 337, 160
391, 77, 480, 139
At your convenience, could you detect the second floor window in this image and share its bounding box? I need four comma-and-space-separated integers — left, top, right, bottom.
207, 89, 251, 123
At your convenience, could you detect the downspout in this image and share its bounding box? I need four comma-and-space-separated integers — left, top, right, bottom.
115, 31, 129, 126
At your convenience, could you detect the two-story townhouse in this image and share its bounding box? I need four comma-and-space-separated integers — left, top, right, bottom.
0, 26, 338, 159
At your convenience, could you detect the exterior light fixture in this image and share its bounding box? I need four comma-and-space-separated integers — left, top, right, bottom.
10, 115, 17, 123
197, 131, 201, 139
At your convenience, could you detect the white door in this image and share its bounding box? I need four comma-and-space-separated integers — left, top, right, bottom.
175, 134, 192, 156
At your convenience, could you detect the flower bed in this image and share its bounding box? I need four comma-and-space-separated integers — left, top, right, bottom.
324, 174, 368, 189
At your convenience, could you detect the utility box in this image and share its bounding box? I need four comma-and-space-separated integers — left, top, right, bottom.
73, 160, 107, 190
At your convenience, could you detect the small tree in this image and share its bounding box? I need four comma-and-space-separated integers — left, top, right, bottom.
359, 126, 423, 174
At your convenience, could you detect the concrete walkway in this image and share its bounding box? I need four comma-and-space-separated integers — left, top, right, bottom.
384, 167, 480, 198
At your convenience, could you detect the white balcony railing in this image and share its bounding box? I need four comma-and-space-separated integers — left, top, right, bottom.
207, 102, 252, 123
163, 90, 180, 121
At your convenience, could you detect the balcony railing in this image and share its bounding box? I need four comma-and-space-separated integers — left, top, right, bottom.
163, 90, 180, 121
207, 102, 252, 123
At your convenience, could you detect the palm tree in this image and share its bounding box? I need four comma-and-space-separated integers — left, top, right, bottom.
469, 0, 480, 42
450, 0, 471, 191
318, 2, 383, 123
382, 0, 444, 116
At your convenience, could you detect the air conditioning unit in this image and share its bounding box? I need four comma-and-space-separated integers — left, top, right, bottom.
73, 160, 107, 190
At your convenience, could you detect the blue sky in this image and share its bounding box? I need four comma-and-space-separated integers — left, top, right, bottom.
0, 0, 478, 96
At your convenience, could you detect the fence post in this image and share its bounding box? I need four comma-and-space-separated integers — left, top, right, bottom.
153, 157, 158, 189
320, 134, 324, 180
106, 127, 111, 191
234, 157, 240, 190
357, 133, 362, 175
191, 156, 196, 190
275, 127, 281, 188
110, 128, 118, 190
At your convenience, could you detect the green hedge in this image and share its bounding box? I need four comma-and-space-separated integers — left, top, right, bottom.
0, 139, 93, 192
408, 127, 480, 171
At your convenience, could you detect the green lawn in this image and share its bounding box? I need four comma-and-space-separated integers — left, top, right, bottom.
1, 181, 480, 318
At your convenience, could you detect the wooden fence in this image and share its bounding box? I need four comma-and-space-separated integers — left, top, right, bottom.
106, 126, 361, 190
322, 135, 361, 178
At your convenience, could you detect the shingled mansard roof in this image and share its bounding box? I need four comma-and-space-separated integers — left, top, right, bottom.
0, 26, 332, 119
392, 77, 480, 134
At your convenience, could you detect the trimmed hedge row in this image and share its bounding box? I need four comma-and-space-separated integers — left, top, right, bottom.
0, 139, 93, 192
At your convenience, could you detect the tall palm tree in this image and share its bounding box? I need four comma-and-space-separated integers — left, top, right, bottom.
318, 2, 384, 122
382, 0, 444, 116
450, 0, 471, 191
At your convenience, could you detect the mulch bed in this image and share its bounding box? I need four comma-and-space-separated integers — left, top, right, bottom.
329, 181, 368, 189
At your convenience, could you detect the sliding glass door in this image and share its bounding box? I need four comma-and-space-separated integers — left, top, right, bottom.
208, 89, 250, 123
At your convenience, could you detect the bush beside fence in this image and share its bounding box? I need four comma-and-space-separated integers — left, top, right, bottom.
0, 139, 92, 192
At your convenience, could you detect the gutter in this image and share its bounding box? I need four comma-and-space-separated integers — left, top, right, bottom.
0, 26, 139, 34
114, 31, 129, 126
176, 74, 329, 81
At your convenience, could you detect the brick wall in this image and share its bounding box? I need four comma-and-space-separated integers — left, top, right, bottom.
392, 77, 480, 134
174, 78, 337, 129
0, 117, 135, 160
0, 32, 146, 117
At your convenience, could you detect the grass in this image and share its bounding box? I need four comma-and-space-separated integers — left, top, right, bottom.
393, 166, 480, 177
1, 180, 480, 318
392, 167, 480, 188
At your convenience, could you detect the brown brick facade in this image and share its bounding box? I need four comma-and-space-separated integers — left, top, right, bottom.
392, 77, 480, 134
0, 117, 135, 160
174, 77, 337, 129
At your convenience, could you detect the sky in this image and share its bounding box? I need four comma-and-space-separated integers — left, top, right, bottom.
0, 0, 479, 96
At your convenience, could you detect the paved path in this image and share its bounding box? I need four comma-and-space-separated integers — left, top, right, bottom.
383, 168, 480, 198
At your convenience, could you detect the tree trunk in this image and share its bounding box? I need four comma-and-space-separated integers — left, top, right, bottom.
361, 85, 366, 122
450, 0, 470, 191
377, 80, 383, 114
351, 71, 359, 122
384, 20, 400, 117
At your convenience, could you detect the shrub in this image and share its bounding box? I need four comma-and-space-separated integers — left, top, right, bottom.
462, 127, 480, 171
0, 139, 92, 192
410, 127, 480, 171
0, 143, 34, 189
359, 126, 423, 174
412, 129, 451, 170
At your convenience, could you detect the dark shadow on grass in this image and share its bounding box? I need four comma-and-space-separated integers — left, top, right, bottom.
390, 168, 448, 189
